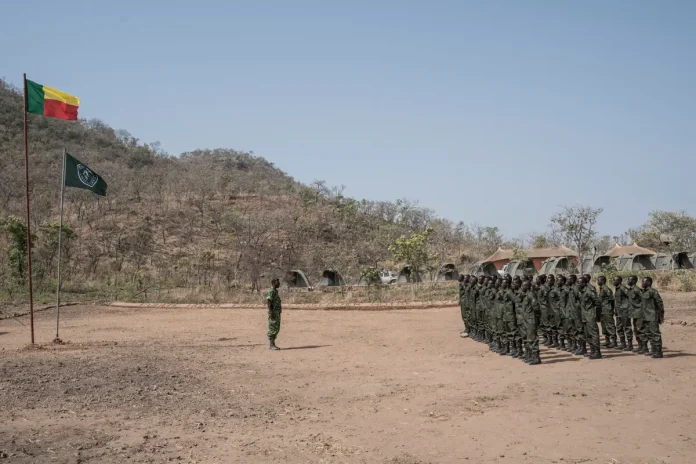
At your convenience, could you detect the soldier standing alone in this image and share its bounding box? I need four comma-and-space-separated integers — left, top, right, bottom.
266, 278, 283, 350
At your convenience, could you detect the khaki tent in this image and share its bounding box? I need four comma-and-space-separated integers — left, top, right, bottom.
507, 260, 536, 277
283, 269, 312, 288
581, 256, 610, 274
604, 243, 655, 258
317, 269, 346, 287
651, 254, 675, 271
615, 254, 655, 271
469, 261, 498, 277
539, 257, 577, 275
435, 263, 459, 281
397, 265, 422, 284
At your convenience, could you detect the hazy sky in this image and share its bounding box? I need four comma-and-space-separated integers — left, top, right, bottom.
3, 1, 695, 238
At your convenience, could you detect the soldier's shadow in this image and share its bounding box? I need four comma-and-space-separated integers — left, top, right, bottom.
663, 349, 696, 358
281, 345, 331, 350
542, 356, 581, 364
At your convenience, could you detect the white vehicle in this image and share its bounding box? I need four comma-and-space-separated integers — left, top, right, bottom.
498, 264, 509, 277
379, 270, 398, 284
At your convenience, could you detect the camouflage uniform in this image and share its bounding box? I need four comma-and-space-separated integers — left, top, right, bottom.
472, 283, 483, 339
626, 284, 646, 353
547, 283, 562, 348
598, 284, 617, 347
579, 286, 601, 358
265, 286, 282, 341
494, 287, 506, 352
514, 288, 527, 358
559, 284, 573, 351
614, 283, 632, 349
485, 286, 496, 343
459, 281, 469, 334
501, 287, 518, 355
537, 282, 551, 344
641, 287, 664, 357
520, 290, 541, 364
568, 284, 585, 352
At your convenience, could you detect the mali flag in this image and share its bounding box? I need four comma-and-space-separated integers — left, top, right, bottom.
26, 79, 80, 121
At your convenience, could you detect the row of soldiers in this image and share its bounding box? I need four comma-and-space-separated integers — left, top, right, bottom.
457, 272, 665, 365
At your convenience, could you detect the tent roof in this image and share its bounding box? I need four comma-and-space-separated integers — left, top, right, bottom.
603, 243, 655, 258
485, 245, 578, 262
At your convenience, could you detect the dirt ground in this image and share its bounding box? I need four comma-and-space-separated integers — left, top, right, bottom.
1, 293, 696, 464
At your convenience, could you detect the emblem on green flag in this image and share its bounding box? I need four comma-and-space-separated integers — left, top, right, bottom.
64, 152, 107, 196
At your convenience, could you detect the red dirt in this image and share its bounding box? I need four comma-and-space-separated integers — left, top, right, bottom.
1, 292, 695, 463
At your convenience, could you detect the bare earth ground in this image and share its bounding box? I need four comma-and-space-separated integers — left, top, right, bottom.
1, 293, 696, 464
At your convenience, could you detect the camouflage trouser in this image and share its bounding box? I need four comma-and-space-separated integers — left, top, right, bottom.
644, 320, 662, 345
558, 316, 570, 340
633, 318, 645, 343
601, 313, 617, 339
548, 311, 560, 337
572, 313, 585, 343
616, 312, 633, 340
583, 320, 600, 350
504, 320, 518, 343
516, 315, 526, 343
525, 315, 539, 356
496, 317, 505, 342
268, 310, 281, 340
539, 308, 550, 335
460, 303, 470, 332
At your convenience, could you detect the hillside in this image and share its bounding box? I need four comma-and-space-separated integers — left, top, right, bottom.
0, 79, 492, 303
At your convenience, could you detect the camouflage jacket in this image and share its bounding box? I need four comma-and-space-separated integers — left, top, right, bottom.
641, 287, 664, 322
579, 286, 600, 324
598, 285, 614, 316
626, 284, 643, 319
265, 287, 282, 312
614, 284, 630, 316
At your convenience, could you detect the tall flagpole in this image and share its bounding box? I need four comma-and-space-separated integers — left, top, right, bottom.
55, 149, 67, 341
23, 73, 35, 345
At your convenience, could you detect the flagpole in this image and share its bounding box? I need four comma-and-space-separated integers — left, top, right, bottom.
55, 149, 67, 341
23, 73, 35, 345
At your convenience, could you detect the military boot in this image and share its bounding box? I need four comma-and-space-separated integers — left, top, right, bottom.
589, 346, 602, 360
544, 334, 552, 346
576, 342, 588, 356
623, 337, 633, 352
603, 336, 611, 348
499, 342, 509, 356
269, 340, 280, 351
551, 334, 560, 348
558, 336, 566, 351
528, 352, 541, 365
567, 339, 576, 353
644, 342, 655, 356
511, 341, 520, 358
540, 334, 549, 345
635, 340, 647, 354
651, 343, 663, 358
617, 336, 626, 350
609, 336, 618, 349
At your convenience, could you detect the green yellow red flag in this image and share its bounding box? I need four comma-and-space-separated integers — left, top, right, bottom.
26, 79, 80, 121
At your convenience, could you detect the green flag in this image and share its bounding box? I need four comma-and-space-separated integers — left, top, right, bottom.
64, 152, 107, 196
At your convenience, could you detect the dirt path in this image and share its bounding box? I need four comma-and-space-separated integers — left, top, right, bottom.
1, 293, 695, 463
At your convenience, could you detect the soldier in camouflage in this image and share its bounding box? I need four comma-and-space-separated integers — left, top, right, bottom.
597, 276, 617, 348
520, 281, 541, 365
641, 276, 665, 358
613, 276, 632, 351
556, 275, 572, 351
626, 275, 647, 354
578, 276, 602, 359
493, 279, 506, 353
536, 275, 552, 347
567, 274, 586, 356
265, 278, 283, 350
500, 279, 517, 356
458, 275, 469, 338
546, 275, 561, 348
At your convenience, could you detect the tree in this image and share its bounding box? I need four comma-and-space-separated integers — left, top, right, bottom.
550, 205, 603, 269
388, 228, 434, 283
628, 210, 696, 252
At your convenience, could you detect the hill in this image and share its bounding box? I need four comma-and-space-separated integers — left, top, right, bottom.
0, 79, 497, 303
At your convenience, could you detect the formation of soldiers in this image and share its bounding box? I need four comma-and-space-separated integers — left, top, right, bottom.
457, 272, 665, 365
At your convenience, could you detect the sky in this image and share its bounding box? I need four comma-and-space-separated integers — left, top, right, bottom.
2, 1, 695, 239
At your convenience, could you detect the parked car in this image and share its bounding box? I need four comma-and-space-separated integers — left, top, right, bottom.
379, 270, 398, 284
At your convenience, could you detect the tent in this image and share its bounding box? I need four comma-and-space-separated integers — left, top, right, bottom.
614, 254, 655, 271
435, 263, 459, 281
603, 243, 655, 258
283, 269, 312, 288
539, 257, 576, 275
317, 269, 346, 287
469, 261, 498, 277
651, 253, 675, 271
397, 265, 422, 284
676, 252, 696, 269
507, 260, 536, 277
581, 256, 610, 274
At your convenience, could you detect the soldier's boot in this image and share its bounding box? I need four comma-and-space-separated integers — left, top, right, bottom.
524, 344, 533, 363
617, 336, 626, 350
491, 338, 499, 352
603, 336, 611, 348
634, 340, 645, 354
558, 336, 566, 351
528, 352, 542, 365
572, 340, 582, 355
589, 346, 602, 360
550, 334, 559, 348
511, 341, 520, 358
269, 340, 280, 351
506, 341, 515, 356
623, 337, 633, 352
609, 336, 618, 349
651, 343, 663, 359
539, 333, 548, 345
566, 339, 575, 353
577, 342, 588, 356
499, 342, 509, 356
644, 342, 655, 356
543, 334, 551, 346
